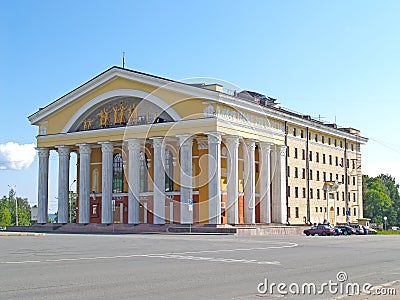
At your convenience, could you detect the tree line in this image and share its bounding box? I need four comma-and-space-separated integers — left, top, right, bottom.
363, 174, 400, 227
0, 188, 32, 227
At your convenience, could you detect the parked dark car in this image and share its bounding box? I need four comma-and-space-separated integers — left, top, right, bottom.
350, 224, 367, 235
337, 225, 356, 235
333, 226, 343, 236
304, 225, 335, 236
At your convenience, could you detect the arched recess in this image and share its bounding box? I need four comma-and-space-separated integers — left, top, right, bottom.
62, 89, 182, 133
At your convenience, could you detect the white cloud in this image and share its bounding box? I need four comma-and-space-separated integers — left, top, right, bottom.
0, 142, 36, 170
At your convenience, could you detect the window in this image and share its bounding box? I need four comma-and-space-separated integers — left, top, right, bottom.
302, 168, 306, 179
140, 151, 149, 192
320, 207, 323, 213
287, 146, 290, 157
302, 149, 305, 160
347, 159, 350, 168
310, 188, 313, 199
309, 151, 312, 161
112, 153, 124, 193
295, 207, 299, 218
335, 156, 338, 166
352, 177, 356, 185
309, 170, 313, 180
287, 186, 291, 197
324, 190, 327, 200
322, 136, 325, 144
302, 188, 306, 198
336, 192, 339, 200
337, 207, 340, 216
165, 149, 174, 192
353, 193, 356, 202
341, 158, 344, 166
315, 207, 318, 213
288, 207, 291, 218
316, 171, 320, 181
301, 130, 304, 138
340, 140, 343, 148
336, 174, 339, 181
334, 139, 337, 147
294, 148, 298, 158
287, 166, 290, 177
293, 127, 297, 136
315, 133, 318, 142
354, 207, 357, 216
342, 175, 345, 184
295, 167, 298, 178
323, 172, 326, 182
317, 189, 320, 199
92, 204, 98, 217
343, 207, 345, 216
329, 155, 332, 165
351, 144, 354, 151
309, 132, 312, 140
328, 137, 331, 145
316, 152, 319, 163
342, 192, 345, 201
330, 173, 333, 181
352, 160, 356, 169
295, 187, 299, 198
323, 154, 326, 164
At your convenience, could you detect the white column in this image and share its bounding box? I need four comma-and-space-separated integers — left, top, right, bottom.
259, 142, 272, 223
244, 140, 256, 224
78, 144, 91, 223
271, 145, 287, 224
127, 139, 141, 224
152, 137, 165, 224
37, 147, 50, 224
100, 141, 114, 224
224, 136, 240, 224
177, 134, 193, 224
207, 132, 222, 224
56, 146, 70, 223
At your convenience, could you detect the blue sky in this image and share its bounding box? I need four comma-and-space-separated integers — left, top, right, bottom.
1, 0, 400, 212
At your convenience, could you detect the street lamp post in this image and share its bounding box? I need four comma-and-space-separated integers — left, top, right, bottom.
8, 185, 18, 226
69, 179, 77, 223
384, 216, 387, 231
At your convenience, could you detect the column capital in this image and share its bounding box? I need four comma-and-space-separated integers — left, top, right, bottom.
244, 139, 256, 151
206, 132, 222, 145
259, 141, 274, 152
36, 147, 50, 157
98, 141, 114, 153
56, 145, 70, 157
277, 145, 287, 156
177, 134, 193, 147
223, 136, 240, 149
150, 137, 164, 148
125, 139, 141, 151
77, 143, 92, 155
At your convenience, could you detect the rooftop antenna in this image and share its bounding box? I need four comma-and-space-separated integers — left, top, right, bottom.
318, 114, 325, 122
122, 52, 125, 68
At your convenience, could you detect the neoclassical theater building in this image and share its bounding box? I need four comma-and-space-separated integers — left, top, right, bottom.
29, 67, 367, 226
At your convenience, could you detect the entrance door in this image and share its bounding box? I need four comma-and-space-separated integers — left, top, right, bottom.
114, 204, 121, 223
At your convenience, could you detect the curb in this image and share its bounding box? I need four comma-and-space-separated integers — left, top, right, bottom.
0, 232, 45, 237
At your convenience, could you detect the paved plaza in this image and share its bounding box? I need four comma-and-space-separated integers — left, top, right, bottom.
0, 234, 398, 299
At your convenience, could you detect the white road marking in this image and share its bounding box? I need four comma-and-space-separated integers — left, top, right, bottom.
0, 242, 297, 266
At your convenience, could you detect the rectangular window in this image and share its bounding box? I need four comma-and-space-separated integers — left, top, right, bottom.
354, 207, 357, 216
337, 207, 340, 216
330, 173, 333, 181
287, 166, 290, 177
295, 187, 299, 198
342, 192, 345, 201
293, 127, 297, 136
336, 174, 339, 181
334, 139, 337, 147
295, 207, 299, 218
315, 207, 318, 213
347, 159, 350, 168
287, 146, 290, 157
353, 193, 356, 202
336, 191, 339, 200
288, 207, 291, 218
301, 130, 304, 138
322, 136, 325, 144
352, 160, 356, 169
343, 207, 345, 216
315, 133, 318, 142
294, 148, 298, 158
351, 144, 354, 151
329, 155, 332, 165
328, 137, 331, 145
316, 152, 319, 163
324, 190, 327, 200
309, 170, 313, 180
302, 168, 306, 179
342, 175, 345, 184
302, 149, 305, 160
323, 154, 326, 164
316, 171, 320, 181
340, 140, 343, 148
335, 156, 338, 166
323, 172, 326, 182
302, 188, 306, 198
352, 177, 356, 185
309, 151, 312, 161
295, 167, 298, 178
310, 188, 313, 199
287, 186, 291, 197
317, 189, 320, 199
341, 158, 344, 166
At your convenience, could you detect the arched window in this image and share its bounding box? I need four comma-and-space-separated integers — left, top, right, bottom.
113, 153, 124, 193
140, 152, 148, 192
165, 149, 174, 191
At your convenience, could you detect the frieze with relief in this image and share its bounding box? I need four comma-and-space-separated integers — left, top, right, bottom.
71, 97, 174, 132
203, 104, 285, 132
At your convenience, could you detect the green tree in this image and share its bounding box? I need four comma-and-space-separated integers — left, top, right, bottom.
0, 189, 32, 226
363, 174, 399, 226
